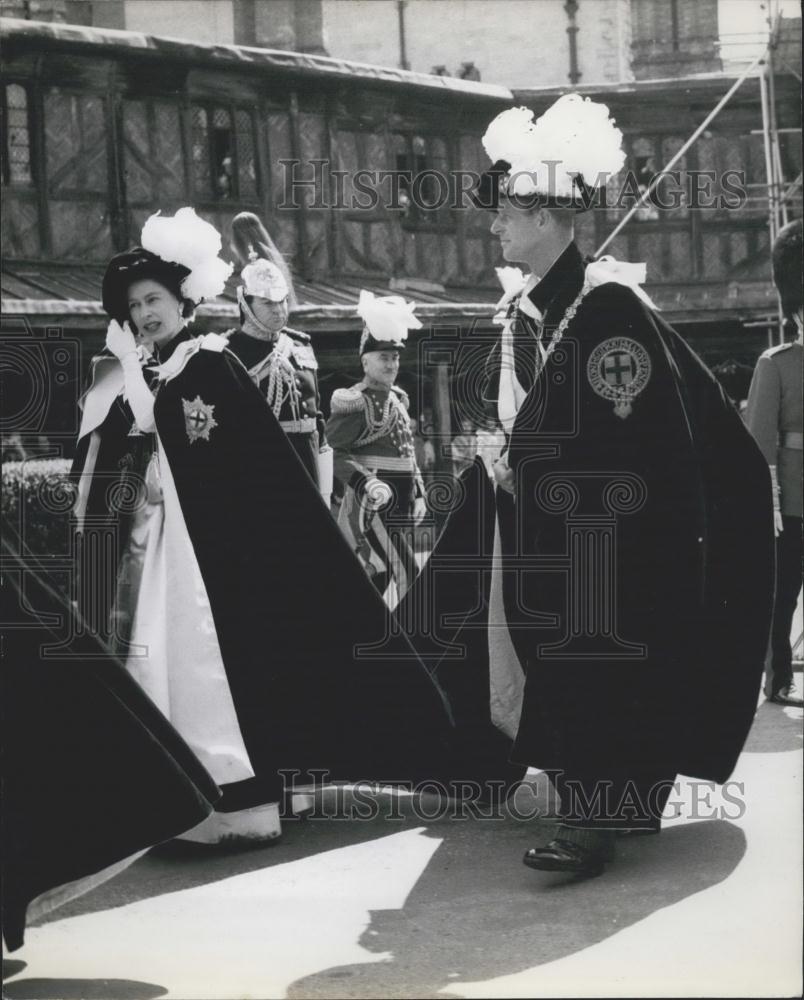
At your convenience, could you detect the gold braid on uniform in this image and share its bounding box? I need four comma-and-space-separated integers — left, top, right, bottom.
354, 391, 410, 449
251, 335, 302, 421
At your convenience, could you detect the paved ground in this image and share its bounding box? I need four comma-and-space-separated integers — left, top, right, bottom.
3, 688, 802, 1000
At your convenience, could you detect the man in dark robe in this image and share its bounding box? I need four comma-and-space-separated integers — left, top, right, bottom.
454, 97, 775, 875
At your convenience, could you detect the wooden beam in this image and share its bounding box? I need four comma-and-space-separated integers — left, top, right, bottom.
288, 90, 312, 281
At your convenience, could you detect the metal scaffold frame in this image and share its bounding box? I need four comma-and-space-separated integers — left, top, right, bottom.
595, 1, 802, 348
756, 4, 802, 345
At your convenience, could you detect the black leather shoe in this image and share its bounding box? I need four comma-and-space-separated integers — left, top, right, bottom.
768, 686, 804, 706
523, 838, 606, 876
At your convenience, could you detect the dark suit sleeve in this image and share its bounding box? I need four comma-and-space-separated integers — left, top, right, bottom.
326, 398, 371, 489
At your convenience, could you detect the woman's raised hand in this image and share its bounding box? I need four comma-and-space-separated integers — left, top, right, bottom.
107, 320, 155, 432
106, 319, 138, 361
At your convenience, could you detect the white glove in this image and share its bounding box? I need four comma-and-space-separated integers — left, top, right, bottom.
413, 495, 427, 525
770, 465, 784, 536
105, 318, 138, 361
317, 445, 334, 505
107, 320, 155, 433
363, 477, 393, 510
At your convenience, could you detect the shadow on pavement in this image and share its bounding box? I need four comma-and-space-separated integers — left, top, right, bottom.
31, 780, 551, 929
286, 817, 746, 1000
24, 778, 747, 1000
3, 979, 166, 1000
743, 699, 804, 753
2, 959, 27, 981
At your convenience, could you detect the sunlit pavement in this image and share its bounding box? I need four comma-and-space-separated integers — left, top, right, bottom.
3, 687, 802, 1000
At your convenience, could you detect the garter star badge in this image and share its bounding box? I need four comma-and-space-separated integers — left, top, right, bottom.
587, 337, 652, 419
182, 396, 218, 443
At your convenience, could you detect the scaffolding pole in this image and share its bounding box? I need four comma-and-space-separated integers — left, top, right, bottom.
595, 8, 798, 349
763, 7, 795, 345
594, 49, 766, 258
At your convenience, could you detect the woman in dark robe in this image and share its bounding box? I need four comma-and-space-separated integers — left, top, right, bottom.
73, 208, 457, 844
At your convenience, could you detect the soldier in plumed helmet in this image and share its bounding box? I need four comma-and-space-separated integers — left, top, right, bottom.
225, 252, 332, 501
327, 291, 426, 605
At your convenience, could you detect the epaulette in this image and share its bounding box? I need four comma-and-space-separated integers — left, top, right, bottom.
763, 341, 797, 359
288, 331, 318, 369
391, 384, 410, 410
330, 385, 366, 414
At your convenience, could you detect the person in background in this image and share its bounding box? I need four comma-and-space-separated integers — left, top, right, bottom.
411, 415, 436, 483
416, 405, 438, 478
711, 359, 754, 413
230, 210, 299, 310
419, 405, 436, 438
475, 417, 507, 479
327, 292, 426, 606
745, 218, 803, 707
451, 417, 478, 477
224, 252, 332, 501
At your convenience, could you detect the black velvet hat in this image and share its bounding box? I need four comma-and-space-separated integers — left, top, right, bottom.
470, 158, 514, 211
101, 247, 191, 324
470, 158, 598, 213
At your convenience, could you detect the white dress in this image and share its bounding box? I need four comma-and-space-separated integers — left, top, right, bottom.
78, 356, 282, 843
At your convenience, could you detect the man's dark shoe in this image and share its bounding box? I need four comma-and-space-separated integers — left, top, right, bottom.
768, 684, 804, 706
523, 838, 606, 876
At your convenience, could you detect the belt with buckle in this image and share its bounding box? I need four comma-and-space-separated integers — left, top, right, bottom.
359, 454, 416, 472
279, 417, 317, 433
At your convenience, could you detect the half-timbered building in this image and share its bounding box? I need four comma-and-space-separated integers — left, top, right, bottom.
1, 16, 800, 456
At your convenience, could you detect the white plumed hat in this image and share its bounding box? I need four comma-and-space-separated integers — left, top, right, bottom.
357, 290, 422, 355
475, 94, 625, 208
141, 207, 233, 304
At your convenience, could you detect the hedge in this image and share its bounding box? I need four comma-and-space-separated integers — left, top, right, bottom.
2, 460, 75, 590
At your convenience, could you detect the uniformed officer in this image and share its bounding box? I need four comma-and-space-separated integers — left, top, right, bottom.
746, 218, 803, 707
327, 291, 426, 606
466, 96, 773, 877
226, 254, 332, 500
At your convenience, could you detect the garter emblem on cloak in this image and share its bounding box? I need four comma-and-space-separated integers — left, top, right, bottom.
587, 336, 652, 419
182, 396, 218, 443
